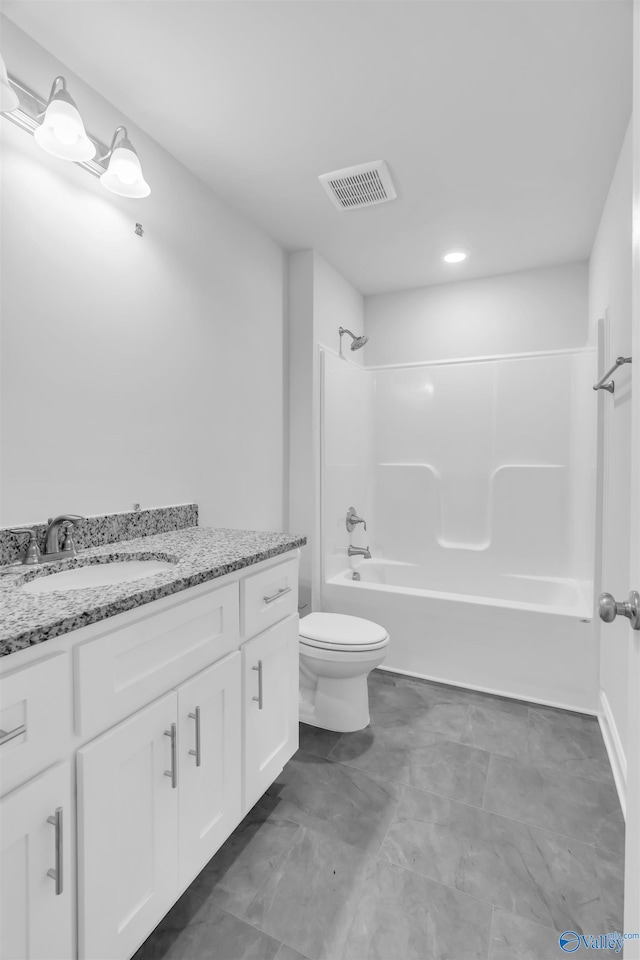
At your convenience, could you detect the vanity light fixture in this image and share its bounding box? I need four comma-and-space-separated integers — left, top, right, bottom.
443, 251, 468, 263
0, 52, 19, 113
34, 76, 96, 162
1, 69, 150, 198
99, 126, 150, 198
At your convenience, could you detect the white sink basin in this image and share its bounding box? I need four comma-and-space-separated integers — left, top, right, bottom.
20, 560, 176, 594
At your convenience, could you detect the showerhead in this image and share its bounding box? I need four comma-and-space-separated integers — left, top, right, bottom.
339, 327, 369, 352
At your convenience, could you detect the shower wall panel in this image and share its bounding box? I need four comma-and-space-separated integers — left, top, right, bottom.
371, 351, 594, 585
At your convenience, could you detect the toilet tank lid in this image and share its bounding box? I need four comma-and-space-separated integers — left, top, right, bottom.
299, 613, 388, 646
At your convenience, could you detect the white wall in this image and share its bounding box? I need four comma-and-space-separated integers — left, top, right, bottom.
0, 18, 286, 532
287, 251, 364, 609
589, 121, 633, 785
314, 255, 365, 363
364, 262, 589, 365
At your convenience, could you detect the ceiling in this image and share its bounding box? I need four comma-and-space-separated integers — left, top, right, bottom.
3, 0, 633, 295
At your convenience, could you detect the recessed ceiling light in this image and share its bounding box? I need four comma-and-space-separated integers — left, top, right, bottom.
443, 251, 467, 263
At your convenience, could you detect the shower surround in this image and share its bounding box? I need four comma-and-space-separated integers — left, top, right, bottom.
320, 347, 598, 712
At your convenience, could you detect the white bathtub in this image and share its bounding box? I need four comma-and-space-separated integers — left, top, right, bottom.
323, 560, 598, 712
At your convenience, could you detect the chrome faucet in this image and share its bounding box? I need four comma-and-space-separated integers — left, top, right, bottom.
43, 514, 84, 560
346, 507, 367, 533
348, 545, 372, 559
10, 514, 85, 565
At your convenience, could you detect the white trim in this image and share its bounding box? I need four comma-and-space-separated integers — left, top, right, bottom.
364, 345, 595, 372
377, 666, 599, 717
598, 687, 627, 819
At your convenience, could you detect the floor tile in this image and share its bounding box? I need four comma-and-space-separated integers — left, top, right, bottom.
526, 710, 612, 782
374, 671, 529, 715
265, 749, 403, 853
380, 786, 603, 934
195, 801, 301, 917
341, 857, 493, 960
298, 723, 343, 758
460, 704, 530, 760
368, 674, 470, 738
275, 946, 311, 960
489, 909, 583, 960
595, 846, 625, 931
133, 903, 281, 960
420, 678, 530, 717
243, 827, 371, 960
331, 722, 490, 805
527, 703, 599, 729
483, 755, 625, 855
329, 721, 413, 782
407, 734, 491, 804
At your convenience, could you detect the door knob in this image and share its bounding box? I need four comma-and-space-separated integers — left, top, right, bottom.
598, 591, 640, 630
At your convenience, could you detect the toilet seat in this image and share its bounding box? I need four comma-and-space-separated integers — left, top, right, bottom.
300, 612, 389, 653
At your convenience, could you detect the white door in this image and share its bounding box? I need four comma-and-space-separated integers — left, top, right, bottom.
77, 691, 179, 960
0, 761, 72, 960
624, 6, 640, 950
177, 652, 242, 888
242, 614, 299, 811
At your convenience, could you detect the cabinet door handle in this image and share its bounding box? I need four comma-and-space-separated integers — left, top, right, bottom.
47, 807, 63, 895
188, 707, 201, 767
252, 660, 264, 709
0, 723, 26, 746
164, 723, 177, 788
263, 586, 291, 605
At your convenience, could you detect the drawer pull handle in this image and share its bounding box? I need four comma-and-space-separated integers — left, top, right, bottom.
164, 723, 177, 788
252, 660, 264, 709
47, 807, 63, 895
188, 707, 201, 767
263, 586, 291, 605
0, 723, 26, 746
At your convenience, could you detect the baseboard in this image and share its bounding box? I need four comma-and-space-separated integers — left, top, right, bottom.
377, 666, 598, 716
598, 688, 627, 819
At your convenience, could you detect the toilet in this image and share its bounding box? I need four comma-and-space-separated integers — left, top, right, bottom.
298, 612, 389, 733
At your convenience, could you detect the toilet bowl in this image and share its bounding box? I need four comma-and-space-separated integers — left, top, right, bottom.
299, 612, 389, 733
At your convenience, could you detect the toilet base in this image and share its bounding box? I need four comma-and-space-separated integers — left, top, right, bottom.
299, 673, 371, 733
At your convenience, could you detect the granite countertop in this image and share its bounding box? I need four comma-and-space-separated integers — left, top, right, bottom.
0, 526, 306, 656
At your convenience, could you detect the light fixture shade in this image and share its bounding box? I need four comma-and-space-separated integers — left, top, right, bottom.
34, 91, 95, 161
100, 136, 150, 198
0, 52, 19, 113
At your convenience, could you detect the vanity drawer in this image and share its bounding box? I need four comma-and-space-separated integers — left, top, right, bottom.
241, 557, 298, 640
0, 652, 71, 797
74, 581, 240, 738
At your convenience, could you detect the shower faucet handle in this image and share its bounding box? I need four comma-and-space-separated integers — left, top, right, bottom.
346, 507, 367, 533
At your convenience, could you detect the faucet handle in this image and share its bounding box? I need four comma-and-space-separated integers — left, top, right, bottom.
346, 507, 367, 533
60, 520, 80, 554
9, 528, 41, 565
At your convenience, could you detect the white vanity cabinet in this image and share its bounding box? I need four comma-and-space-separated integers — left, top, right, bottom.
0, 548, 300, 960
176, 652, 242, 887
77, 692, 180, 960
242, 616, 299, 811
0, 761, 73, 960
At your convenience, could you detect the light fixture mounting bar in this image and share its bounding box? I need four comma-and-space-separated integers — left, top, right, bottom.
4, 73, 109, 179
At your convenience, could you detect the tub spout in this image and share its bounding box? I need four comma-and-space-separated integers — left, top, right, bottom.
348, 545, 371, 559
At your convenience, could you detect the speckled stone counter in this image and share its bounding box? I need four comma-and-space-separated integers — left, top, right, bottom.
0, 527, 306, 656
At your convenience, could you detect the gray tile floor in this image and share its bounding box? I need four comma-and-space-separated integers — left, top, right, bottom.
133, 671, 625, 960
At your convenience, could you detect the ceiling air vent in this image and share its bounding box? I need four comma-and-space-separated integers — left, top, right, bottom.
318, 160, 397, 211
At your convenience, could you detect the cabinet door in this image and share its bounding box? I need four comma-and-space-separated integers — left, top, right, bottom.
177, 652, 242, 888
77, 691, 179, 960
0, 761, 72, 960
242, 614, 299, 811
